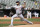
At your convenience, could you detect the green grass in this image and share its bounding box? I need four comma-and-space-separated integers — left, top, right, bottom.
28, 18, 40, 22
0, 19, 21, 22
0, 18, 40, 22
0, 24, 26, 27
0, 18, 40, 27
0, 24, 26, 26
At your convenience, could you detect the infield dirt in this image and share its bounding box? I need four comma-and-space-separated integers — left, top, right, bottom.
3, 24, 40, 27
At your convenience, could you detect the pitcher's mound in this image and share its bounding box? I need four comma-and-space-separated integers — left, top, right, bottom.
4, 24, 40, 27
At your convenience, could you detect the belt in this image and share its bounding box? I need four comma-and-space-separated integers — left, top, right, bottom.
17, 13, 22, 15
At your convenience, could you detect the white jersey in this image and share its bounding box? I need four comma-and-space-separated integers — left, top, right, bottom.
27, 11, 31, 15
13, 5, 22, 14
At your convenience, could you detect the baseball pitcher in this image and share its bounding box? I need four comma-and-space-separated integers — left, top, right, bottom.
9, 1, 33, 27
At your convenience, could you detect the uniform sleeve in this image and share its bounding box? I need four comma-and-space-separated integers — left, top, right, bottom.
20, 5, 23, 8
11, 6, 16, 13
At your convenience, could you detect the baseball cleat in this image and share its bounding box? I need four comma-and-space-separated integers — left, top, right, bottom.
29, 22, 33, 24
27, 21, 33, 24
9, 25, 13, 27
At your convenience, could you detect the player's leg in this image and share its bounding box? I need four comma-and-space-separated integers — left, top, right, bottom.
19, 14, 33, 24
27, 15, 29, 19
10, 14, 18, 25
35, 15, 36, 17
37, 15, 38, 18
30, 14, 31, 19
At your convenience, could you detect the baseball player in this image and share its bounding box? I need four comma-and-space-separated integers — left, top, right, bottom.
9, 1, 33, 27
27, 11, 31, 19
33, 12, 39, 18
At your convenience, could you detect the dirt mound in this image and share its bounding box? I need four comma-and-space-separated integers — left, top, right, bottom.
3, 24, 40, 27
14, 24, 40, 27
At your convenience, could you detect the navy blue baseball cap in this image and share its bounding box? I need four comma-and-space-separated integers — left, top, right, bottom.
16, 1, 20, 3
